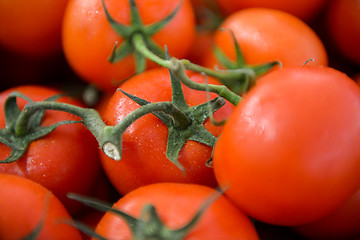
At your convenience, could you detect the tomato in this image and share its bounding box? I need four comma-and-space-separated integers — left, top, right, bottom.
203, 8, 328, 70
0, 85, 101, 215
94, 183, 260, 239
100, 67, 234, 195
326, 0, 360, 66
62, 0, 196, 92
185, 29, 215, 66
214, 0, 327, 21
294, 186, 360, 239
213, 65, 360, 226
0, 174, 83, 240
0, 0, 68, 57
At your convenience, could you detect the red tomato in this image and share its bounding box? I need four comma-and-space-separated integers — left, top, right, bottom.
213, 66, 360, 226
100, 67, 234, 195
0, 174, 83, 240
94, 183, 260, 240
185, 29, 215, 65
62, 0, 196, 92
326, 0, 360, 65
0, 85, 101, 214
294, 187, 360, 239
214, 0, 327, 21
0, 0, 69, 57
203, 8, 328, 70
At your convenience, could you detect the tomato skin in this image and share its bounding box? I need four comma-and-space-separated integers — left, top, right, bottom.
62, 0, 196, 92
0, 85, 101, 215
203, 8, 328, 69
100, 67, 234, 195
94, 183, 260, 240
214, 0, 327, 21
326, 0, 360, 66
0, 174, 83, 240
294, 187, 360, 240
185, 29, 214, 65
0, 0, 68, 57
213, 66, 360, 226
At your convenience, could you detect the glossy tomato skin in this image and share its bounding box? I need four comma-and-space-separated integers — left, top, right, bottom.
293, 186, 360, 240
100, 67, 234, 195
0, 85, 101, 215
0, 174, 83, 240
94, 183, 260, 240
62, 0, 196, 92
203, 8, 328, 70
0, 0, 68, 57
214, 0, 327, 21
326, 0, 360, 66
213, 66, 360, 226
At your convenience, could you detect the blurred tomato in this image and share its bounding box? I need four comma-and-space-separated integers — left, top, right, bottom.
0, 0, 69, 57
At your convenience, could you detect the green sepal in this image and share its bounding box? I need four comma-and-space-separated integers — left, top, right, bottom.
67, 189, 223, 240
107, 40, 134, 63
118, 89, 171, 124
3, 92, 32, 129
165, 97, 224, 171
143, 0, 183, 36
67, 193, 138, 232
0, 92, 82, 163
101, 0, 182, 73
212, 29, 280, 94
101, 0, 132, 37
118, 89, 225, 171
0, 120, 82, 163
62, 220, 109, 240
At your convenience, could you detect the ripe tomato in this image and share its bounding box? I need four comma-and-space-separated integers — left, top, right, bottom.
185, 29, 215, 65
62, 0, 196, 92
0, 174, 83, 240
213, 65, 360, 226
203, 8, 328, 70
0, 85, 101, 215
214, 0, 327, 21
0, 0, 68, 57
294, 187, 360, 239
326, 0, 360, 66
94, 183, 260, 239
100, 67, 234, 195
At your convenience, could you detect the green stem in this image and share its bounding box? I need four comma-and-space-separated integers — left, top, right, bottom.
98, 101, 191, 161
15, 101, 107, 145
132, 32, 256, 89
132, 33, 171, 68
16, 100, 191, 161
169, 59, 242, 106
181, 59, 256, 83
114, 101, 191, 134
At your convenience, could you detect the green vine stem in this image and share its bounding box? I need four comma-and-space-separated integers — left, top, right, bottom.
169, 58, 242, 106
2, 65, 226, 170
131, 32, 258, 93
15, 99, 192, 162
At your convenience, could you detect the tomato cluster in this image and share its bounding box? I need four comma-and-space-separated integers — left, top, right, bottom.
0, 0, 359, 239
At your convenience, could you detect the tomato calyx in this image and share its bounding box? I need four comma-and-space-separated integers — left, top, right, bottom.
0, 92, 81, 163
212, 28, 281, 95
113, 69, 226, 171
67, 190, 221, 240
102, 0, 181, 73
